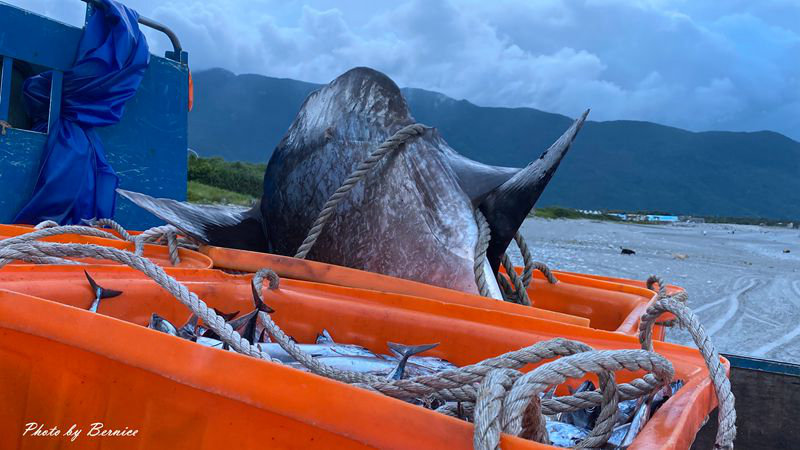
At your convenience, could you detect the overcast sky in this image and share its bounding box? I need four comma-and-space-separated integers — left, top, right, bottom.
16, 0, 800, 140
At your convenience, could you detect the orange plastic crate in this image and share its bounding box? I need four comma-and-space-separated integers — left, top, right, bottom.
0, 266, 717, 449
204, 245, 665, 337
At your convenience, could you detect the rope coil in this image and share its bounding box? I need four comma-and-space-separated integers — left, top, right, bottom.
81, 218, 184, 266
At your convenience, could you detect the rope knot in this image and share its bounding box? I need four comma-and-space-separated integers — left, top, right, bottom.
254, 268, 280, 291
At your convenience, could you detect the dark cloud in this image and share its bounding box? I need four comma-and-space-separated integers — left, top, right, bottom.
11, 0, 800, 140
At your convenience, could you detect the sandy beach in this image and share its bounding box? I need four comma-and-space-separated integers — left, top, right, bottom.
509, 217, 800, 363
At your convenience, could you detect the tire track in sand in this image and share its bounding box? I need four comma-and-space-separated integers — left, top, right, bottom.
700, 277, 759, 338
751, 279, 800, 358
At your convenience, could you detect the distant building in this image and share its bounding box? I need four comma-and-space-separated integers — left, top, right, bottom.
645, 214, 679, 223
606, 213, 679, 223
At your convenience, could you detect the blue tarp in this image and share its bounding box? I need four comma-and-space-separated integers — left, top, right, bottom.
14, 0, 149, 225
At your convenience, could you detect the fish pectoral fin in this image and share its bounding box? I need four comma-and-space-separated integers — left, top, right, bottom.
117, 188, 269, 252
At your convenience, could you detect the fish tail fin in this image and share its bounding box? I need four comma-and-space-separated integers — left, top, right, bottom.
213, 308, 240, 322
147, 313, 160, 329
251, 281, 275, 313
386, 342, 439, 380
84, 270, 123, 299
177, 314, 200, 341
387, 342, 439, 359
316, 329, 334, 344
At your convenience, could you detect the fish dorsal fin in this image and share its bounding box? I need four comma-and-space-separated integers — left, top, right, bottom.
479, 111, 589, 273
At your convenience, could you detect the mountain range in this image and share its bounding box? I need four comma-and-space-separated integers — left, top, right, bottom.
188, 68, 800, 220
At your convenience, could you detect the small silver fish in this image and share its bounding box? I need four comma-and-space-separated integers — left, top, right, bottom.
312, 355, 435, 377
193, 336, 377, 361
619, 398, 650, 447
561, 381, 600, 430
176, 314, 200, 341
604, 423, 631, 448
256, 342, 378, 363
650, 380, 684, 416
196, 336, 231, 349
546, 420, 589, 448
200, 285, 274, 343
381, 354, 458, 373
615, 399, 638, 425
148, 313, 178, 336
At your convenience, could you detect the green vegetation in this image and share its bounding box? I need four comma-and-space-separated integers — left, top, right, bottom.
702, 216, 797, 227
187, 155, 265, 205
529, 206, 799, 227
187, 181, 255, 206
188, 155, 265, 198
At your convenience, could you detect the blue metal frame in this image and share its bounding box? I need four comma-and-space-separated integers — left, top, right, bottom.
0, 1, 189, 229
0, 56, 12, 121
724, 353, 800, 376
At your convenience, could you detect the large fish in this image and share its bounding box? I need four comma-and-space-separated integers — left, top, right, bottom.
119, 67, 587, 296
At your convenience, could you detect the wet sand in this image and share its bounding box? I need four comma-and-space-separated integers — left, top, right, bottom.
509, 217, 800, 363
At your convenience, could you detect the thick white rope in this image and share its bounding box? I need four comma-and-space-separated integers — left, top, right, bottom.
639, 277, 736, 450
33, 220, 60, 230
474, 349, 674, 450
87, 218, 133, 241
85, 218, 182, 266
294, 124, 429, 259
135, 225, 182, 265
473, 209, 494, 298
473, 341, 622, 449
513, 233, 558, 286
474, 219, 557, 304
